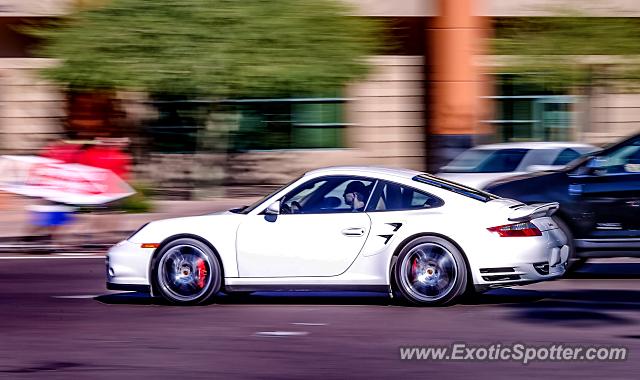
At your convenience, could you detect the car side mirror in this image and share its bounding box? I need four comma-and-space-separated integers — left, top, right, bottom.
581, 156, 609, 176
587, 156, 606, 169
265, 201, 281, 215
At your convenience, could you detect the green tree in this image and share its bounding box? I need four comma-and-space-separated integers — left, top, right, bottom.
492, 15, 640, 91
34, 0, 381, 98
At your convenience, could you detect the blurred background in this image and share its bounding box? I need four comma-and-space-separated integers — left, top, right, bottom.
1, 0, 640, 245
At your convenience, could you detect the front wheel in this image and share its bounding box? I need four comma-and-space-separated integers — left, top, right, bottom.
393, 236, 468, 306
152, 238, 222, 305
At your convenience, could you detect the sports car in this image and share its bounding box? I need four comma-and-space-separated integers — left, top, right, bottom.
106, 166, 569, 306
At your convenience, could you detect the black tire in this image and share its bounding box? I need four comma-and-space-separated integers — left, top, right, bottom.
151, 238, 222, 305
553, 217, 587, 272
393, 236, 468, 306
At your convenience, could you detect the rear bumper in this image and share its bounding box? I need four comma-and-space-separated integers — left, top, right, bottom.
474, 259, 567, 292
472, 225, 569, 290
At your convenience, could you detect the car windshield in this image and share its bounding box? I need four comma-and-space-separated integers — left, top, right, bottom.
440, 148, 529, 173
231, 175, 303, 214
567, 135, 639, 172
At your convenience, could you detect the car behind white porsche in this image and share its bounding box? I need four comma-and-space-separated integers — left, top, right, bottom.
106, 166, 569, 306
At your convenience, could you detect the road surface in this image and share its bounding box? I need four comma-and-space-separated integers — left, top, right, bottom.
0, 254, 638, 379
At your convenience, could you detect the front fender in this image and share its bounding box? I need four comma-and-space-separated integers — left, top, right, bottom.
128, 213, 245, 277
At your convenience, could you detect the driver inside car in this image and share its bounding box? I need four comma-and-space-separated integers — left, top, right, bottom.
343, 181, 369, 212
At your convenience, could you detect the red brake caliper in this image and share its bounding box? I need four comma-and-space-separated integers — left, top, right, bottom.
196, 259, 208, 289
411, 258, 418, 276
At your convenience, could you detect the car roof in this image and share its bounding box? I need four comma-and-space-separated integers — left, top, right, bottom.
471, 141, 596, 150
304, 166, 422, 180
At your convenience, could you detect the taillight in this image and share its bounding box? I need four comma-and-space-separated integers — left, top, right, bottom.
488, 222, 542, 237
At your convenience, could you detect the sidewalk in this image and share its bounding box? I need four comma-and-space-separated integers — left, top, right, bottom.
0, 193, 257, 251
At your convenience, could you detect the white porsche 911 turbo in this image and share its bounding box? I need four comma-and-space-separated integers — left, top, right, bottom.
106, 166, 570, 306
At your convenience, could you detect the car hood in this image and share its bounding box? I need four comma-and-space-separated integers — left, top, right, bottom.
483, 170, 569, 203
127, 211, 243, 244
484, 170, 564, 189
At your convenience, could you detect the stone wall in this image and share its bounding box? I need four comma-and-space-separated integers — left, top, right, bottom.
133, 150, 363, 197
225, 149, 365, 186
486, 0, 640, 17
346, 55, 426, 170
344, 0, 436, 16
0, 0, 72, 16
0, 59, 65, 153
584, 92, 640, 145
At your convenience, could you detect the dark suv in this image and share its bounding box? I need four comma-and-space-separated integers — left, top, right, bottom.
484, 133, 640, 266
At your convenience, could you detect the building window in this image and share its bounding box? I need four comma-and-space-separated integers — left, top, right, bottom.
144, 99, 204, 153
483, 75, 574, 142
145, 97, 347, 153
229, 98, 347, 151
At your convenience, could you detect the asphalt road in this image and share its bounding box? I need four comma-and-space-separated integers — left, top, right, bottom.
0, 255, 639, 379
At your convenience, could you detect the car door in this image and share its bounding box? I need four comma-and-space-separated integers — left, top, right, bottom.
568, 136, 640, 238
236, 176, 375, 277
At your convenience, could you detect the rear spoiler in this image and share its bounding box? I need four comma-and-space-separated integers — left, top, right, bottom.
508, 202, 559, 222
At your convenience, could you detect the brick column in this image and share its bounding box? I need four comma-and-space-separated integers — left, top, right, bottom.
427, 0, 491, 171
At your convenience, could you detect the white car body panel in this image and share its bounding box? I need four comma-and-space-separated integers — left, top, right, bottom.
107, 166, 569, 294
127, 212, 245, 277
236, 213, 371, 277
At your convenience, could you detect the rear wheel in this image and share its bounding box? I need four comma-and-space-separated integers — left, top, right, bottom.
393, 236, 468, 306
553, 217, 587, 271
152, 238, 222, 305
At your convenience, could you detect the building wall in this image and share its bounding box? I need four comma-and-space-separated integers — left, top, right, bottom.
485, 0, 640, 16
0, 0, 71, 16
0, 59, 65, 153
346, 55, 426, 170
345, 0, 437, 16
6, 0, 640, 18
586, 92, 640, 145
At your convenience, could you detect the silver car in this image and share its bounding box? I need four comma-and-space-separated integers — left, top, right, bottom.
437, 142, 598, 189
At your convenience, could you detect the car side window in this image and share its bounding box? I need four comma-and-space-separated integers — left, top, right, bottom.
280, 176, 375, 214
368, 181, 443, 212
583, 136, 640, 175
476, 149, 529, 173
552, 148, 581, 166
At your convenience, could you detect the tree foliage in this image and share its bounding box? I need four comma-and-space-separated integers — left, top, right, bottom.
33, 0, 381, 98
492, 15, 640, 90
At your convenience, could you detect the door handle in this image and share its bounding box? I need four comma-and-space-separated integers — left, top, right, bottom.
341, 227, 365, 237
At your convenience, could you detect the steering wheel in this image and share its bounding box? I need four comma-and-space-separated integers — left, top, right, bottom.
291, 201, 303, 214
280, 203, 292, 214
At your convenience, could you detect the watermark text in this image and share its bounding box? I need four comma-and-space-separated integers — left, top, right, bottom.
400, 343, 628, 364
